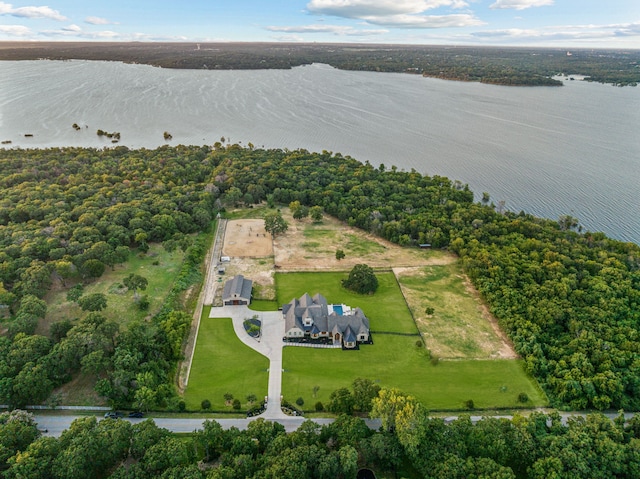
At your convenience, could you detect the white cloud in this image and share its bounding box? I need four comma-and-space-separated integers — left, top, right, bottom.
362, 13, 484, 28
266, 24, 388, 36
308, 0, 469, 17
85, 16, 117, 25
306, 0, 480, 29
0, 24, 31, 36
470, 21, 640, 44
489, 0, 553, 10
0, 1, 67, 20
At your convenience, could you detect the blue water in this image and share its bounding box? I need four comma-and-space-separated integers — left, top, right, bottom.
333, 305, 344, 315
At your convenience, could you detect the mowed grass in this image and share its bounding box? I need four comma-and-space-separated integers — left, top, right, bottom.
184, 307, 269, 411
276, 271, 418, 334
397, 264, 511, 359
278, 271, 547, 410
283, 341, 547, 410
42, 243, 184, 333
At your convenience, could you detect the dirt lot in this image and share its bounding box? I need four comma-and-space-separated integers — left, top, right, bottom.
273, 210, 451, 271
222, 219, 273, 257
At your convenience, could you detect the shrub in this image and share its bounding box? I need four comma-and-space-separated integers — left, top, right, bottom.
425, 306, 435, 315
518, 392, 529, 403
315, 401, 324, 412
232, 399, 241, 410
415, 339, 423, 348
138, 295, 150, 311
201, 399, 211, 410
296, 397, 304, 407
464, 399, 475, 410
178, 400, 186, 412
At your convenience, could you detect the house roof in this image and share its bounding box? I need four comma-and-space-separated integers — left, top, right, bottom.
283, 293, 369, 340
222, 275, 253, 302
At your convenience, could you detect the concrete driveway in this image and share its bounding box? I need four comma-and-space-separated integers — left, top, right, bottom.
208, 306, 289, 419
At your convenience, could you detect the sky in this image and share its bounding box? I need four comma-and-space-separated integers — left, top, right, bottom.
0, 0, 639, 48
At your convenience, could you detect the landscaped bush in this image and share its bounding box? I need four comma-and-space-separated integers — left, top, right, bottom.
201, 399, 211, 410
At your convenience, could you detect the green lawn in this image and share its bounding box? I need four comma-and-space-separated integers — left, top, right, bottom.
276, 271, 419, 334
184, 307, 269, 411
249, 300, 279, 312
42, 243, 185, 333
277, 271, 547, 411
283, 340, 547, 410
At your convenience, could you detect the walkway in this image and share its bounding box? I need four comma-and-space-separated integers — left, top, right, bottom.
208, 305, 289, 419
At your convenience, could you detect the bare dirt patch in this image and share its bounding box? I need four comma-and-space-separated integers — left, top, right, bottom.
222, 219, 273, 257
274, 210, 453, 271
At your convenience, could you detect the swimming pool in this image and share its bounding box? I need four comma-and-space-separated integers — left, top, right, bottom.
332, 305, 344, 315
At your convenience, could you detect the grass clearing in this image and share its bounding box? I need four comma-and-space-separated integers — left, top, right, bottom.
276, 271, 418, 334
184, 306, 269, 411
42, 243, 185, 334
396, 265, 516, 359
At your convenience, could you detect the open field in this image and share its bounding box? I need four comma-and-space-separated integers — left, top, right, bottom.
277, 271, 545, 410
41, 243, 184, 335
184, 307, 269, 411
395, 265, 516, 359
274, 209, 453, 271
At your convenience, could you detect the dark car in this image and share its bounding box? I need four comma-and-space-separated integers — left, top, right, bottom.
103, 411, 124, 419
128, 411, 144, 418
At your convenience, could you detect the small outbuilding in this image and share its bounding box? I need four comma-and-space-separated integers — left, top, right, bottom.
222, 275, 253, 306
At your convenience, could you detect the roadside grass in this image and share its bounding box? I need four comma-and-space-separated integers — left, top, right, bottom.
184, 307, 268, 411
276, 271, 418, 334
42, 243, 185, 334
396, 265, 511, 359
282, 339, 547, 411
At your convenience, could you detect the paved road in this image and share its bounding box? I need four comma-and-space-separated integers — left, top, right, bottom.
33, 414, 382, 437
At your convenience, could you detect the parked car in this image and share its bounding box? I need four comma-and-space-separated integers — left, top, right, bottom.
104, 411, 124, 419
128, 411, 144, 418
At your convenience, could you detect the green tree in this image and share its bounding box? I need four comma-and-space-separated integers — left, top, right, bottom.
335, 249, 345, 261
81, 259, 105, 280
342, 264, 378, 294
352, 378, 381, 412
310, 206, 323, 223
328, 388, 354, 415
264, 211, 288, 237
66, 284, 84, 302
77, 293, 108, 312
123, 273, 148, 301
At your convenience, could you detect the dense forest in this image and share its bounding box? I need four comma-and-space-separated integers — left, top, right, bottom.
1, 42, 639, 86
0, 144, 639, 414
4, 407, 640, 478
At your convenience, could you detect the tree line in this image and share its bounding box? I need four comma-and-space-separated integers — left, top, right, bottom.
4, 395, 640, 478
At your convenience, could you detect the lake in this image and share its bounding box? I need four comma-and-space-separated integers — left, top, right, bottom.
1, 60, 639, 244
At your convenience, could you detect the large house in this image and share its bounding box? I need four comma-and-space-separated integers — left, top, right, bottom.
282, 293, 370, 349
222, 275, 253, 306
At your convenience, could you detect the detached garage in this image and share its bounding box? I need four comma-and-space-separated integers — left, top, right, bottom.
222, 275, 253, 306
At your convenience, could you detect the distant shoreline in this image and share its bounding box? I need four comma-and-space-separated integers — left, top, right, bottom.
1, 41, 638, 87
